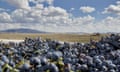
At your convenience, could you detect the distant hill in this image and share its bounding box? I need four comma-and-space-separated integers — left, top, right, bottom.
0, 28, 47, 33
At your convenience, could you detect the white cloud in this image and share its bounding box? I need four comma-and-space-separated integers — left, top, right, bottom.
70, 8, 75, 12
103, 1, 120, 15
29, 0, 54, 5
46, 0, 54, 5
116, 1, 120, 5
98, 17, 120, 32
11, 9, 34, 23
5, 0, 30, 9
71, 8, 75, 11
42, 6, 68, 17
0, 0, 120, 33
72, 15, 95, 25
0, 9, 120, 33
102, 16, 120, 25
0, 5, 97, 32
0, 8, 5, 11
9, 6, 69, 24
34, 4, 44, 9
0, 12, 12, 23
80, 6, 95, 13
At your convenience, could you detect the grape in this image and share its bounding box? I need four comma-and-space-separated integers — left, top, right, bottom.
0, 34, 120, 72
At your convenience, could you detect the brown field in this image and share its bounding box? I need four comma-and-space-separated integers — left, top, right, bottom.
0, 33, 109, 43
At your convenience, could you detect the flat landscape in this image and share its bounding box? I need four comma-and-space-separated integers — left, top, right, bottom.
0, 33, 109, 43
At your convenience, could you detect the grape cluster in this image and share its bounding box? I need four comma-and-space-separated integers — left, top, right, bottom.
0, 34, 120, 72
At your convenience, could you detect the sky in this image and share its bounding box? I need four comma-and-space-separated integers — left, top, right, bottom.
0, 0, 120, 33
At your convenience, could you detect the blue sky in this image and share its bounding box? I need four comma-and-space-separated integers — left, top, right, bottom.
0, 0, 119, 32
54, 0, 116, 19
0, 0, 117, 19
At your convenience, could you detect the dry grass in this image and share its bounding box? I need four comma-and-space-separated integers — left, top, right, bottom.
0, 33, 109, 43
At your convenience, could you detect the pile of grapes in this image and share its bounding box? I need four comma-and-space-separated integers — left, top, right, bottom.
0, 34, 120, 72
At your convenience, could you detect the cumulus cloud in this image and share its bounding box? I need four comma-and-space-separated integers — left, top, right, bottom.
0, 0, 120, 33
72, 15, 95, 25
70, 8, 75, 11
0, 12, 12, 23
97, 16, 120, 32
0, 5, 97, 32
11, 9, 36, 23
116, 1, 120, 5
0, 5, 119, 33
0, 8, 9, 12
80, 6, 95, 13
3, 0, 54, 9
29, 0, 54, 5
103, 1, 120, 15
42, 6, 68, 16
4, 0, 30, 9
0, 8, 120, 33
46, 0, 54, 5
9, 6, 69, 24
